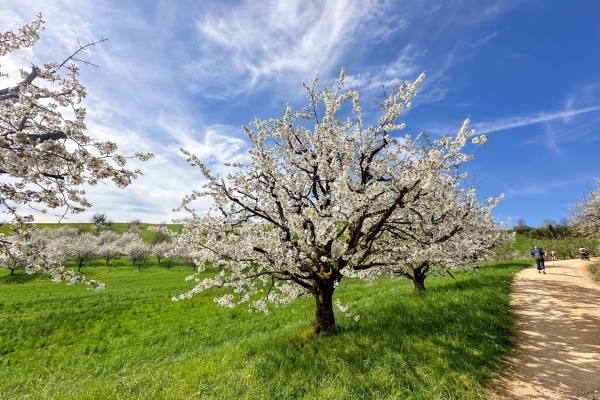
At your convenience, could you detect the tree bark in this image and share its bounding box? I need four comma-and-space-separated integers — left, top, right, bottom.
313, 280, 336, 334
412, 267, 428, 293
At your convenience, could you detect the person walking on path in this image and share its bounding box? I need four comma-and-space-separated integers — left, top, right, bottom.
549, 249, 557, 261
579, 247, 590, 261
530, 245, 546, 274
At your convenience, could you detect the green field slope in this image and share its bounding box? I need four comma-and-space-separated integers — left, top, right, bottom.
0, 258, 530, 399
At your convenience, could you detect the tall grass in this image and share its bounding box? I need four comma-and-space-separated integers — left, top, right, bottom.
0, 258, 530, 399
589, 261, 600, 283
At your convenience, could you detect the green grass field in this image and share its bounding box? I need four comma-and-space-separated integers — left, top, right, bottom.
0, 256, 532, 399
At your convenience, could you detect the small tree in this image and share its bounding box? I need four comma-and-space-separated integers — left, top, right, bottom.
380, 187, 510, 292
98, 242, 120, 269
98, 230, 120, 245
150, 229, 171, 245
117, 231, 142, 247
152, 242, 173, 265
90, 213, 107, 233
127, 218, 142, 231
173, 246, 196, 270
60, 232, 99, 272
513, 219, 532, 234
126, 240, 151, 271
173, 69, 493, 333
0, 245, 28, 275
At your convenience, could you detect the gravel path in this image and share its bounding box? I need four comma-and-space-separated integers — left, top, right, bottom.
491, 258, 600, 399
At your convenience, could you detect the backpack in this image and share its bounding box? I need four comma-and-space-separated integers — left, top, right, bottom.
534, 250, 545, 260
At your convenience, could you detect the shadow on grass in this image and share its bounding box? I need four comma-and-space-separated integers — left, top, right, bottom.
0, 271, 42, 285
236, 262, 529, 398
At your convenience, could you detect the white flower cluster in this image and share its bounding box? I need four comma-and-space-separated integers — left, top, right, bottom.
334, 299, 360, 321
471, 134, 487, 146
174, 68, 506, 331
569, 178, 600, 240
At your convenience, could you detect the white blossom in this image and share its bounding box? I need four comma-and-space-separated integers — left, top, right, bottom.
569, 178, 600, 240
125, 239, 151, 271
173, 69, 501, 333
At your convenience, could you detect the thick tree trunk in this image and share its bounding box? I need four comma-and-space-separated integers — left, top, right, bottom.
412, 267, 427, 293
10, 268, 15, 275
313, 281, 336, 334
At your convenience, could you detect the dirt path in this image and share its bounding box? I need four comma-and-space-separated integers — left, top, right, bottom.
491, 258, 600, 399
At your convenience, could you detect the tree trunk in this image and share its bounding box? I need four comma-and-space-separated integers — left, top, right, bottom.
10, 268, 15, 276
412, 267, 427, 293
313, 281, 336, 334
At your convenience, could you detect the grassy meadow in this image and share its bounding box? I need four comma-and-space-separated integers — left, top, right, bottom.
0, 249, 532, 399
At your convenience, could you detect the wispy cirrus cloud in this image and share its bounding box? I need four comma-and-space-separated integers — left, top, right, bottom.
185, 0, 404, 98
475, 106, 600, 135
506, 177, 591, 198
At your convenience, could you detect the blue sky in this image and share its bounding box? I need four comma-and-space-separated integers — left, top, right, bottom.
1, 0, 599, 227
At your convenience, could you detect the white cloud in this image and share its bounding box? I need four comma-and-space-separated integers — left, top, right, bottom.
186, 0, 402, 98
341, 45, 421, 92
506, 178, 590, 198
475, 106, 600, 135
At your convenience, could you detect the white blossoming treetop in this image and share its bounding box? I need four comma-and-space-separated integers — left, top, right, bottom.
175, 68, 495, 334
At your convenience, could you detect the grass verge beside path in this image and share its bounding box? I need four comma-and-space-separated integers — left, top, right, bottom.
0, 260, 530, 399
589, 261, 600, 283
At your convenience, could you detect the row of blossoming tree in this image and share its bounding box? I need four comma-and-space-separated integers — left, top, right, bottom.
2, 15, 512, 334
0, 225, 194, 280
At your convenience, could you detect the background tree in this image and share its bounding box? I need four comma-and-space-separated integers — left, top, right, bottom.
98, 241, 120, 269
117, 231, 142, 248
569, 179, 600, 240
379, 185, 510, 292
0, 244, 28, 275
173, 69, 492, 334
152, 242, 173, 265
126, 218, 142, 235
60, 232, 99, 272
513, 219, 532, 234
126, 240, 151, 271
90, 213, 107, 233
150, 222, 171, 245
98, 229, 119, 245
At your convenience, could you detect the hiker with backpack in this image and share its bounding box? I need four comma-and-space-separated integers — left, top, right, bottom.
579, 247, 590, 261
530, 245, 546, 274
